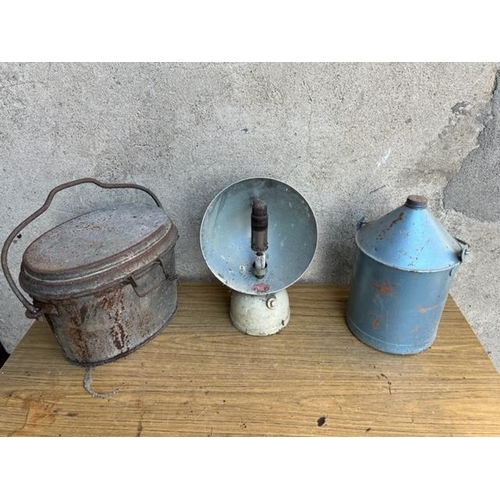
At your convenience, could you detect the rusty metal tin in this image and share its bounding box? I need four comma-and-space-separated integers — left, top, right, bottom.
346, 195, 468, 355
2, 179, 179, 366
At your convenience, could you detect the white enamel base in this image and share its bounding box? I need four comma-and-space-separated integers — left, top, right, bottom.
229, 289, 290, 336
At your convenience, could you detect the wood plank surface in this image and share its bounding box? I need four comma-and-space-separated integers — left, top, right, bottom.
1, 283, 500, 436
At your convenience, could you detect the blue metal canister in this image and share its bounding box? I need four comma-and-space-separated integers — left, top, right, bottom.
346, 195, 468, 355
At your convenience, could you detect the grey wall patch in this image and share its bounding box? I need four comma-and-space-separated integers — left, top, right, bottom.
444, 73, 500, 222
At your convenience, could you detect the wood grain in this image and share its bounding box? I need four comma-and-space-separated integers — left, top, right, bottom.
1, 283, 500, 436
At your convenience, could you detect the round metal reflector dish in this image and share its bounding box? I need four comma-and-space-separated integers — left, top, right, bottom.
200, 178, 318, 295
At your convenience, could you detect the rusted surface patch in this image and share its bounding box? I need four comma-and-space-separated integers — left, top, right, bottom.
372, 316, 380, 329
66, 327, 90, 363
79, 303, 88, 324
371, 281, 395, 296
109, 290, 128, 352
100, 294, 116, 311
110, 310, 127, 351
252, 283, 270, 293
377, 211, 404, 240
417, 304, 440, 313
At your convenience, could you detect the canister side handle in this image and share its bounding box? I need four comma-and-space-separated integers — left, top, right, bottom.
356, 216, 368, 231
1, 178, 163, 319
455, 237, 470, 262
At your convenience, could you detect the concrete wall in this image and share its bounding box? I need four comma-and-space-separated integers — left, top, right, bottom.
1, 62, 499, 368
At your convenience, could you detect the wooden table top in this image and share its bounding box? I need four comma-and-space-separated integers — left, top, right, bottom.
1, 283, 500, 436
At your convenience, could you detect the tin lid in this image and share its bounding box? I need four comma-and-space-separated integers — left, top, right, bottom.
356, 195, 463, 272
20, 203, 178, 299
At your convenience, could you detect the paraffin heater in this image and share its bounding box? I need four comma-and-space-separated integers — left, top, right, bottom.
200, 178, 317, 336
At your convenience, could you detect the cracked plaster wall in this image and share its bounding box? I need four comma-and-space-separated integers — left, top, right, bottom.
1, 62, 499, 369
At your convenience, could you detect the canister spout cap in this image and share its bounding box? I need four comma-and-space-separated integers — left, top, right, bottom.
405, 195, 428, 209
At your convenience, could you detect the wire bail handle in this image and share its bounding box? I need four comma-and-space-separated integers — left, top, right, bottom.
1, 178, 162, 319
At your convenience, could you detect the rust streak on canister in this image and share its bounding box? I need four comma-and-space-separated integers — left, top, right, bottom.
371, 281, 395, 296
